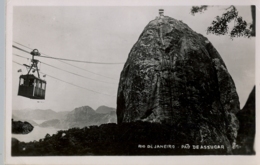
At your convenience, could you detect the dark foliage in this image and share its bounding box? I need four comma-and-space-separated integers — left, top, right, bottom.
12, 119, 34, 134
190, 5, 208, 15
191, 5, 253, 39
12, 122, 231, 156
230, 16, 251, 38
234, 86, 255, 155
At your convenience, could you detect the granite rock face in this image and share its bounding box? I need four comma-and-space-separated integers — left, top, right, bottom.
117, 16, 240, 152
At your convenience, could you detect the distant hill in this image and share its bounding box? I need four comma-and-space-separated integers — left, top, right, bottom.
13, 109, 59, 121
96, 106, 116, 114
100, 111, 117, 123
39, 119, 58, 127
13, 106, 117, 129
13, 109, 69, 121
38, 119, 68, 129
26, 109, 59, 120
64, 106, 117, 128
57, 111, 70, 120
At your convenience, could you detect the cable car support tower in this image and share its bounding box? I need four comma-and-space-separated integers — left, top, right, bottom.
24, 49, 41, 78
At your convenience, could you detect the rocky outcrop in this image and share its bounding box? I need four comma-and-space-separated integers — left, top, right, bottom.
236, 86, 255, 154
117, 15, 240, 152
12, 119, 34, 134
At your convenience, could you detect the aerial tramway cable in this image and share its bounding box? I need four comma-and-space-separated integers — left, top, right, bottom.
38, 55, 124, 64
14, 41, 33, 50
13, 44, 125, 64
40, 72, 116, 97
12, 45, 31, 54
40, 61, 117, 84
13, 53, 117, 84
13, 60, 116, 97
13, 41, 120, 80
13, 42, 120, 99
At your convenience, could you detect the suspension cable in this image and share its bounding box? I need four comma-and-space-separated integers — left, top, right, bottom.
13, 53, 117, 85
13, 41, 119, 80
12, 43, 125, 64
13, 60, 116, 97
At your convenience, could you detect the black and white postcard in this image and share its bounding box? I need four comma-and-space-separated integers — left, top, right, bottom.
5, 0, 259, 164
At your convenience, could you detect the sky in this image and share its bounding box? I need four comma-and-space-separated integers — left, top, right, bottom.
11, 6, 255, 112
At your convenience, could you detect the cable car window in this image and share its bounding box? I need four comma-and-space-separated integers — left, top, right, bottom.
42, 83, 46, 90
23, 78, 29, 86
37, 80, 41, 88
20, 78, 24, 85
40, 81, 42, 89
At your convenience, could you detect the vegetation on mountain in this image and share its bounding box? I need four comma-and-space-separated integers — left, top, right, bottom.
12, 122, 231, 156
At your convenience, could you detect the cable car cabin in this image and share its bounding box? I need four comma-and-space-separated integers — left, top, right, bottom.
18, 74, 46, 99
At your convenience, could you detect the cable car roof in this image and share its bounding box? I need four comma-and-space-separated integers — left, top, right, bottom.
19, 74, 46, 83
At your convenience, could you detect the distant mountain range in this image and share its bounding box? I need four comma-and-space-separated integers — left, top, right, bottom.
12, 109, 69, 121
12, 105, 117, 129
64, 106, 116, 128
96, 106, 116, 114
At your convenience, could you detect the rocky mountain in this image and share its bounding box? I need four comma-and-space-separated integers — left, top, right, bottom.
39, 119, 62, 129
117, 15, 240, 153
96, 106, 116, 114
236, 86, 255, 154
99, 111, 117, 124
57, 111, 70, 120
12, 119, 34, 134
64, 106, 117, 129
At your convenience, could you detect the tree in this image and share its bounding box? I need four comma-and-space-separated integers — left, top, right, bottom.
45, 133, 51, 139
191, 5, 256, 39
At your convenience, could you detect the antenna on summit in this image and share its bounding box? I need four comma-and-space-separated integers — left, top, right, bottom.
159, 9, 164, 17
